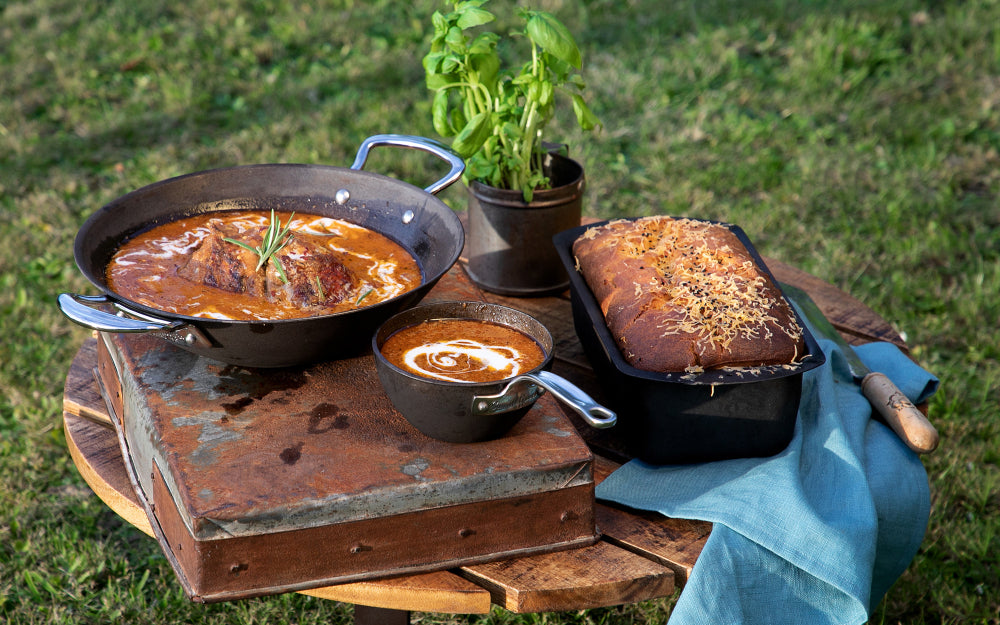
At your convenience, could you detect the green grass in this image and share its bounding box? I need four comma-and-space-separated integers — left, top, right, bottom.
2, 0, 998, 622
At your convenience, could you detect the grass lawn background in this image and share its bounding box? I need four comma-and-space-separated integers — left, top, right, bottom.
2, 0, 998, 622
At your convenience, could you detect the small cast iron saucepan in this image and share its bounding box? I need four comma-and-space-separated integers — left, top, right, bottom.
58, 135, 466, 368
372, 301, 616, 443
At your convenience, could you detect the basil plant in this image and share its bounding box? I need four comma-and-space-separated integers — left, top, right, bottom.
423, 0, 601, 201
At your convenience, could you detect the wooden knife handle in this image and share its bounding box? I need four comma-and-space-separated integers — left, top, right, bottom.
861, 372, 940, 454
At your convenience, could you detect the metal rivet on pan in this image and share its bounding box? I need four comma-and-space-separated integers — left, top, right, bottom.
184, 334, 196, 345
402, 209, 414, 224
335, 189, 350, 205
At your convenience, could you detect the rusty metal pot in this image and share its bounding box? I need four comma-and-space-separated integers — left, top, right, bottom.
372, 301, 616, 443
59, 135, 466, 368
464, 152, 584, 296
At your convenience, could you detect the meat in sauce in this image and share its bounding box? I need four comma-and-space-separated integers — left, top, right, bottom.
177, 221, 355, 308
107, 211, 421, 320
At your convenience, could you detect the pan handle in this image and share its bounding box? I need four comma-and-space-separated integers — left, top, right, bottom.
351, 134, 465, 195
473, 370, 617, 430
57, 293, 211, 347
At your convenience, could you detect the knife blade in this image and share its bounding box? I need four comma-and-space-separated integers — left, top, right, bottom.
780, 282, 939, 454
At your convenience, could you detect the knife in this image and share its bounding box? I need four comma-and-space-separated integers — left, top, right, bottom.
780, 282, 939, 454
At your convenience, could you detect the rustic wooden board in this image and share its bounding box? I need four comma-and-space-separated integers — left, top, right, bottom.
459, 540, 675, 613
63, 341, 550, 613
102, 332, 595, 540
64, 403, 149, 534
62, 337, 113, 428
591, 456, 710, 585
301, 571, 492, 614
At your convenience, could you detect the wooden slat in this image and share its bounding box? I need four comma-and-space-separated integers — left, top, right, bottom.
62, 337, 113, 427
302, 572, 491, 614
593, 454, 710, 585
64, 407, 150, 534
595, 506, 709, 585
458, 540, 674, 613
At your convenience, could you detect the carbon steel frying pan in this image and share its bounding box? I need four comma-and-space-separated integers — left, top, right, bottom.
59, 135, 466, 368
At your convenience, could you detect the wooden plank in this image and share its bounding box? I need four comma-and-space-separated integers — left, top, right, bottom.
303, 572, 491, 614
103, 330, 594, 540
592, 455, 710, 585
62, 337, 113, 428
64, 408, 151, 535
595, 506, 710, 585
458, 540, 674, 613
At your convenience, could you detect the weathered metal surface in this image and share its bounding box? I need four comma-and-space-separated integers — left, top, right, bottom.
106, 330, 594, 540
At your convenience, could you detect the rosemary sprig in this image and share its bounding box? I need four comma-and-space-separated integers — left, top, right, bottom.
224, 210, 295, 283
355, 287, 374, 306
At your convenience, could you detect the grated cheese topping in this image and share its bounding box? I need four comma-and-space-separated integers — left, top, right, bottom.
594, 216, 803, 358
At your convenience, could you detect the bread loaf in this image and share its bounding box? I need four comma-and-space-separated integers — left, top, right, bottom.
572, 216, 805, 373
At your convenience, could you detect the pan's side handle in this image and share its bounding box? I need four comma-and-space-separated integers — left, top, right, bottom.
57, 293, 212, 348
351, 134, 465, 195
474, 370, 617, 429
527, 371, 617, 429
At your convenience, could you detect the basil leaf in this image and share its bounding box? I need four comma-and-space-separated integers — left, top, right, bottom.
571, 93, 601, 131
525, 11, 581, 69
468, 31, 499, 55
456, 7, 495, 29
425, 72, 456, 90
422, 51, 446, 75
431, 11, 448, 37
432, 90, 455, 137
470, 53, 499, 94
444, 26, 466, 52
451, 112, 492, 158
442, 55, 462, 74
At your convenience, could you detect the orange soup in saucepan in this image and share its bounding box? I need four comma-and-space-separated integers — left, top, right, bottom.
107, 210, 421, 321
380, 319, 546, 383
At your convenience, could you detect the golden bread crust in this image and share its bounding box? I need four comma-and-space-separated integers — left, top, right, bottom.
572, 217, 805, 372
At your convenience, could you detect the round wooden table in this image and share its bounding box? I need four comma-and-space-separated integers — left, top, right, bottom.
61, 259, 910, 624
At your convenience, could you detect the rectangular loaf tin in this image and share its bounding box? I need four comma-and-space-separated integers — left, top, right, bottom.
553, 218, 826, 465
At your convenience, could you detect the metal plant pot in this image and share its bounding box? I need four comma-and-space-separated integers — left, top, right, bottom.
464, 152, 584, 296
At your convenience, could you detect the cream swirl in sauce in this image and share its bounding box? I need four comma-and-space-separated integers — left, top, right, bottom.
380, 319, 546, 384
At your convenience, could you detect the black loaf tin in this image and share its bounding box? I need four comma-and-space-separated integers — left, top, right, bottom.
553, 218, 826, 465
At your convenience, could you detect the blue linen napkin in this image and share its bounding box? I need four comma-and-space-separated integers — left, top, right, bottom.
595, 331, 939, 624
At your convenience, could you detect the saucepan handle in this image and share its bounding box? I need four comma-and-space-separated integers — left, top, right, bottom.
59, 293, 179, 332
473, 370, 617, 430
351, 134, 465, 195
57, 293, 211, 347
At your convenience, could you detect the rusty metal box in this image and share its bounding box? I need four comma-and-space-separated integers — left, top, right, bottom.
96, 332, 597, 603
